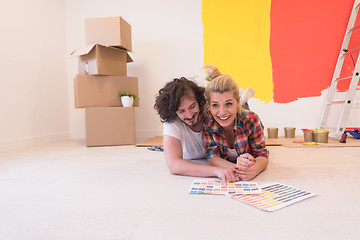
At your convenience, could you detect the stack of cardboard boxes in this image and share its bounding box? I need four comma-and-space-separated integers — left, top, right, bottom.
72, 16, 139, 147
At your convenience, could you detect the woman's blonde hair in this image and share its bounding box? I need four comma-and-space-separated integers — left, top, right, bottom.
203, 65, 242, 113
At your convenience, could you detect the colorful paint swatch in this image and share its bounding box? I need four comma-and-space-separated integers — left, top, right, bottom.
189, 179, 262, 195
229, 183, 316, 211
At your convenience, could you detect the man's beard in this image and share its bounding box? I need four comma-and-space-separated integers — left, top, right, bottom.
183, 112, 199, 127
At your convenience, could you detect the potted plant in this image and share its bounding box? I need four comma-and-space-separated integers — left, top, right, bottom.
118, 91, 137, 107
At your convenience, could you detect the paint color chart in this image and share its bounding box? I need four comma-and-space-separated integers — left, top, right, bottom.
229, 183, 316, 211
189, 179, 262, 195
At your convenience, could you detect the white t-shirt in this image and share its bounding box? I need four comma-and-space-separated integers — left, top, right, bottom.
163, 118, 206, 160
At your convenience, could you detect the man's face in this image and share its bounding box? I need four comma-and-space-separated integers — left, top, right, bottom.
176, 93, 201, 127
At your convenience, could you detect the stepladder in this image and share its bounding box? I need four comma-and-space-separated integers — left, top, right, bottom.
319, 0, 360, 139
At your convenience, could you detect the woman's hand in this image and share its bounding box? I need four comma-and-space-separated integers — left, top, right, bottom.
215, 167, 240, 183
235, 163, 260, 181
236, 153, 256, 168
235, 156, 268, 181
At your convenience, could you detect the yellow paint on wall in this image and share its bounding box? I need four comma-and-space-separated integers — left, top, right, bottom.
202, 0, 273, 102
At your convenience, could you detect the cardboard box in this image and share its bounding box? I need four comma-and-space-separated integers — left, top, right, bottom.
74, 75, 139, 108
85, 107, 135, 146
85, 16, 132, 51
71, 44, 133, 76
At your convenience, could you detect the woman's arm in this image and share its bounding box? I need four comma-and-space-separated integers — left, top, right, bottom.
202, 124, 240, 182
236, 156, 268, 181
233, 111, 268, 181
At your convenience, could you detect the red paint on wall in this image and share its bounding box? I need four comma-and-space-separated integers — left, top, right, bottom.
270, 0, 355, 103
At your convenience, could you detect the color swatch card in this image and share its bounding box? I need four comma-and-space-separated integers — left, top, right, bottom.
229, 183, 317, 211
189, 179, 262, 195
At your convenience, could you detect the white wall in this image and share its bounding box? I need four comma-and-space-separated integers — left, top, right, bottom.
0, 0, 69, 151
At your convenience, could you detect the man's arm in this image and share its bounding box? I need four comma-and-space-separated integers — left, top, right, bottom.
207, 155, 239, 182
208, 155, 236, 169
163, 135, 228, 179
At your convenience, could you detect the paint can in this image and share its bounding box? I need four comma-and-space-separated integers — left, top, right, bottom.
267, 128, 278, 138
313, 130, 329, 143
284, 127, 296, 138
302, 129, 314, 142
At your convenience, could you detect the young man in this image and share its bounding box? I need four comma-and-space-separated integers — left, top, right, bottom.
154, 77, 238, 182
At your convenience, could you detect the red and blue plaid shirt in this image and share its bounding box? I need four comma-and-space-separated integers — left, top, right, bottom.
203, 110, 268, 162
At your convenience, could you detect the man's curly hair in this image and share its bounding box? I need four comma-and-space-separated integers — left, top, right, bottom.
154, 77, 206, 123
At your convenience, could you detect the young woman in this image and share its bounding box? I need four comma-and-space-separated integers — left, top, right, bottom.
202, 65, 268, 182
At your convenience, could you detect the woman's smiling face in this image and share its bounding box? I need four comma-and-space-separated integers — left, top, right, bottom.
209, 91, 239, 129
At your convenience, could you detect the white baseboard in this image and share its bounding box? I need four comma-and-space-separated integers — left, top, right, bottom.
70, 130, 85, 139
0, 132, 70, 152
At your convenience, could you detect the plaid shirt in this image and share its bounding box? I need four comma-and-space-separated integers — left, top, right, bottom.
203, 111, 268, 161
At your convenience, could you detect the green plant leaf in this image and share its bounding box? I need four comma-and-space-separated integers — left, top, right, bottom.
118, 91, 137, 100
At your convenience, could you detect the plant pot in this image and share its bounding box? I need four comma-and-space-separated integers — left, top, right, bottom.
121, 96, 134, 107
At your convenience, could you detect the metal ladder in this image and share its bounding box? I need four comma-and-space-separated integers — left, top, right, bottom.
319, 0, 360, 138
